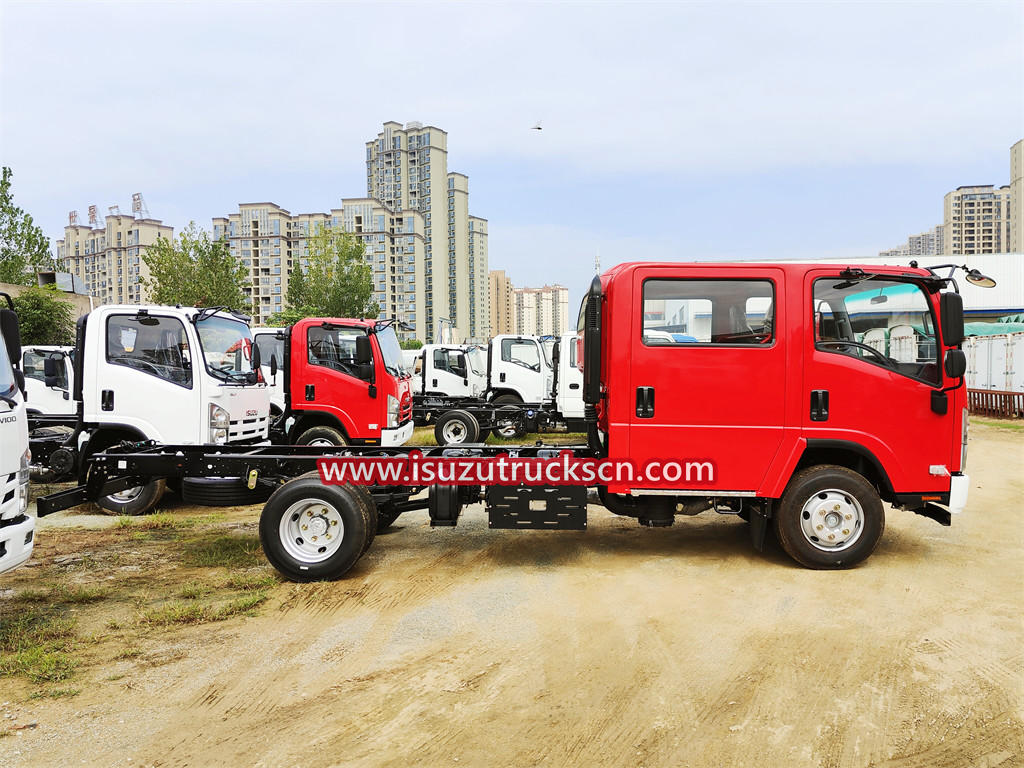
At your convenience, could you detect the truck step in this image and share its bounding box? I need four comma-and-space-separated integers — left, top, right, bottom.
486, 486, 587, 530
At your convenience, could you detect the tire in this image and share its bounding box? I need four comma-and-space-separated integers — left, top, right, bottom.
97, 478, 167, 516
296, 426, 348, 447
773, 464, 885, 569
349, 483, 378, 555
491, 395, 527, 439
180, 477, 274, 507
434, 410, 480, 445
259, 476, 371, 581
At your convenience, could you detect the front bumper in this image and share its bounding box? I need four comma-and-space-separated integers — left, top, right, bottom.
950, 473, 969, 515
0, 514, 35, 575
381, 420, 414, 447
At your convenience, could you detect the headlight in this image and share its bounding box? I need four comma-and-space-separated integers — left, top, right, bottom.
18, 448, 30, 514
961, 407, 969, 471
387, 395, 399, 428
210, 404, 230, 444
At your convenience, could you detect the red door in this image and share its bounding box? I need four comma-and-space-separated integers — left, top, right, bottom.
626, 265, 789, 493
801, 269, 954, 492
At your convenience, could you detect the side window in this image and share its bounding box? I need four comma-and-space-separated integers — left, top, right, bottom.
501, 339, 541, 371
23, 351, 46, 382
449, 351, 467, 378
433, 349, 449, 372
106, 315, 192, 388
569, 342, 577, 368
813, 277, 939, 384
254, 334, 283, 367
641, 279, 774, 345
307, 326, 366, 379
413, 356, 423, 375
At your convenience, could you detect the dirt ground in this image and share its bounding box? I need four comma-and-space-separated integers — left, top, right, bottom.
1, 422, 1022, 768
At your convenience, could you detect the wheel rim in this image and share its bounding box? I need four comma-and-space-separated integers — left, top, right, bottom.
441, 420, 468, 444
278, 499, 345, 564
495, 421, 518, 438
798, 489, 865, 552
308, 437, 339, 447
109, 485, 144, 503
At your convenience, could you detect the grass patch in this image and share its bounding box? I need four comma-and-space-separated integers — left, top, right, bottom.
138, 592, 268, 627
16, 588, 52, 603
973, 416, 1024, 432
114, 645, 143, 660
178, 581, 213, 600
0, 609, 79, 683
117, 512, 226, 530
51, 584, 109, 604
182, 534, 263, 569
222, 572, 278, 591
29, 687, 80, 700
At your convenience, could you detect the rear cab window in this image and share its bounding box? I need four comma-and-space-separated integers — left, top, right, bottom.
641, 279, 775, 346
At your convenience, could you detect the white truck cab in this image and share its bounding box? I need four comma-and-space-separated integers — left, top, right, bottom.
0, 297, 33, 575
552, 333, 584, 422
414, 344, 487, 399
488, 335, 552, 404
31, 305, 271, 515
22, 345, 75, 416
252, 327, 286, 416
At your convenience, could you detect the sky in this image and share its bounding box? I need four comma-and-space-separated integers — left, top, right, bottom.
1, 1, 1022, 311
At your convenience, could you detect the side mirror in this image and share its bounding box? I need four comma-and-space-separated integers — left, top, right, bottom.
358, 362, 374, 383
355, 335, 373, 365
940, 292, 964, 347
13, 368, 25, 397
43, 357, 60, 387
250, 340, 262, 371
944, 349, 966, 379
270, 354, 278, 378
0, 309, 20, 365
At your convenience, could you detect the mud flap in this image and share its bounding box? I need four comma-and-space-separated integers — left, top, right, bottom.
750, 500, 771, 553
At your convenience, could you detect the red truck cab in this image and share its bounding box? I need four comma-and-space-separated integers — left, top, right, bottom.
276, 318, 413, 447
578, 262, 972, 568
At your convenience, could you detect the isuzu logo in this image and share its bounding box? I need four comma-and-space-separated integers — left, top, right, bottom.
245, 409, 258, 417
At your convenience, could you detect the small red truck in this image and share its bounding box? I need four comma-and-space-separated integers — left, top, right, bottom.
39, 260, 982, 578
265, 318, 414, 447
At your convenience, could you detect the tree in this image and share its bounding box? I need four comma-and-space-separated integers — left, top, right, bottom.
0, 167, 54, 285
141, 222, 249, 309
12, 285, 76, 345
399, 339, 423, 350
270, 225, 378, 325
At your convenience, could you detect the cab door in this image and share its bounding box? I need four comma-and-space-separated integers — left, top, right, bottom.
627, 266, 787, 492
427, 347, 471, 397
300, 324, 378, 439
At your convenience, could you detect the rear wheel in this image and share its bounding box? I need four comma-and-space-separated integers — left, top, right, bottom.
491, 395, 527, 439
773, 465, 884, 569
296, 426, 348, 447
434, 409, 480, 445
259, 477, 371, 581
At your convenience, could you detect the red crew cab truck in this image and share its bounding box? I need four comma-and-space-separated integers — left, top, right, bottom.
38, 261, 982, 577
268, 318, 414, 447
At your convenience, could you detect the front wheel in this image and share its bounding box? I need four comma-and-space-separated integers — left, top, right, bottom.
773, 465, 884, 569
434, 409, 480, 445
259, 477, 372, 581
296, 426, 348, 447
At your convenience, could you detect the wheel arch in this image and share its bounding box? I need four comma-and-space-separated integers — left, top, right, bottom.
289, 411, 351, 444
794, 440, 895, 502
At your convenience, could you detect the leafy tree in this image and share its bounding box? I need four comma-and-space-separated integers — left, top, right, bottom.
0, 167, 54, 285
277, 226, 378, 321
399, 339, 423, 350
141, 222, 249, 309
11, 285, 75, 345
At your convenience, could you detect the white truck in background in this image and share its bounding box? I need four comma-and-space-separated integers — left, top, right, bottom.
0, 294, 33, 575
31, 305, 271, 515
409, 344, 487, 399
22, 345, 75, 416
252, 327, 286, 416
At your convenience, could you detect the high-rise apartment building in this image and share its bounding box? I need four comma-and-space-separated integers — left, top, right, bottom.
365, 121, 488, 342
1011, 139, 1022, 253
56, 212, 172, 306
489, 269, 516, 336
467, 216, 489, 340
213, 200, 425, 331
942, 185, 1012, 255
879, 225, 944, 260
514, 284, 570, 337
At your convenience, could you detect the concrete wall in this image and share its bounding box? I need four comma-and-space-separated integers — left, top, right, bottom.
0, 281, 93, 318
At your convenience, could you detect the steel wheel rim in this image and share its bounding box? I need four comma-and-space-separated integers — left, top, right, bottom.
442, 420, 468, 444
279, 499, 345, 563
110, 485, 144, 503
799, 489, 865, 552
308, 438, 339, 448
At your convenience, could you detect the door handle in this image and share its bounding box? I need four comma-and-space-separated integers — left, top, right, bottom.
499, 372, 506, 382
305, 384, 315, 401
810, 390, 829, 421
635, 386, 655, 418
569, 383, 580, 390
101, 389, 114, 411
432, 378, 438, 388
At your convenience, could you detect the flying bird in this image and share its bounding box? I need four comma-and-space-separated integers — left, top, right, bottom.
531, 121, 542, 131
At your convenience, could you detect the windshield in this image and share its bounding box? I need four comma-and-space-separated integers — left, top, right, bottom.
467, 347, 485, 375
376, 326, 406, 377
0, 332, 17, 402
197, 315, 255, 384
